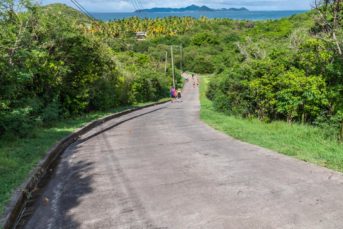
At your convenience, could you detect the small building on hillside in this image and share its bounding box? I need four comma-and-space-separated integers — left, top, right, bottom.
136, 31, 147, 40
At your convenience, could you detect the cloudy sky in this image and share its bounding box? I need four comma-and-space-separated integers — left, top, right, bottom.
41, 0, 314, 12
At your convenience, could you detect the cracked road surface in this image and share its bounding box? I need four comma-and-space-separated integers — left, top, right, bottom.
25, 78, 343, 229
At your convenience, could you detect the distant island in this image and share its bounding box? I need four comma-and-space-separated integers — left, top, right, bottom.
135, 5, 249, 13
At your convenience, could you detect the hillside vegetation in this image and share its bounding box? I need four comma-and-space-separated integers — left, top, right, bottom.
200, 76, 343, 172
111, 4, 341, 141
0, 1, 180, 215
0, 2, 180, 138
100, 6, 342, 141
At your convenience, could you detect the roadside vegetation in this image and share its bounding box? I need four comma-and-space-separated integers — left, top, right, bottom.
1, 0, 342, 217
200, 76, 343, 172
0, 1, 178, 215
0, 2, 180, 139
102, 2, 343, 142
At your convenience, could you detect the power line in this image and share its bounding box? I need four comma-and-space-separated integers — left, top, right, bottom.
130, 0, 138, 11
133, 0, 140, 11
136, 0, 143, 11
70, 0, 86, 15
72, 0, 94, 19
129, 0, 135, 11
131, 0, 143, 12
70, 0, 95, 20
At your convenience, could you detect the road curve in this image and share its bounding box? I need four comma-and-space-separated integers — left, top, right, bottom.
24, 77, 343, 229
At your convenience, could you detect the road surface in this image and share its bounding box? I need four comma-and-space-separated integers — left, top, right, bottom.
24, 77, 343, 229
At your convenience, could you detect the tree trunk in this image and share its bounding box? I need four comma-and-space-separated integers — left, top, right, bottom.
301, 113, 305, 125
332, 0, 343, 56
332, 32, 342, 56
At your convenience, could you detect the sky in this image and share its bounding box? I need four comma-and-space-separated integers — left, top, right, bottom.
40, 0, 314, 12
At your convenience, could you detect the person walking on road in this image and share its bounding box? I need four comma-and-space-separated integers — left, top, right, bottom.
170, 87, 176, 103
173, 88, 178, 101
177, 89, 182, 102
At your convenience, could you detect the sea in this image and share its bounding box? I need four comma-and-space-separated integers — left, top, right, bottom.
92, 11, 308, 21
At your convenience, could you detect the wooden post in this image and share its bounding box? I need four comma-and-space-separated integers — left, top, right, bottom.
171, 46, 175, 88
180, 44, 183, 73
164, 51, 168, 76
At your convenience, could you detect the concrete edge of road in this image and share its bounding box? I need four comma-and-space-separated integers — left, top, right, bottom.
1, 100, 170, 229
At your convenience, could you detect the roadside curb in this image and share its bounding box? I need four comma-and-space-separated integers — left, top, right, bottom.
1, 100, 169, 229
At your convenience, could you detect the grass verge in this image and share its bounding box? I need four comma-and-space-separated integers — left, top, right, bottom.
200, 76, 343, 172
0, 98, 169, 216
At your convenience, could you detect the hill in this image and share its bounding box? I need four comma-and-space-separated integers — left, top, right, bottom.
135, 5, 249, 13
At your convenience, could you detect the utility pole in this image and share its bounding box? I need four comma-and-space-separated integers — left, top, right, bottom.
171, 46, 175, 88
164, 51, 168, 76
180, 44, 183, 73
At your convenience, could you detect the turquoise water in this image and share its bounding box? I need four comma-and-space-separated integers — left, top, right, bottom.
92, 11, 308, 21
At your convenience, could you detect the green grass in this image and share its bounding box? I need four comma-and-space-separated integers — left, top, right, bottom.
0, 98, 169, 216
200, 76, 343, 172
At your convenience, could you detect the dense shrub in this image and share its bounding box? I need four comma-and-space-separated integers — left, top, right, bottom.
0, 2, 172, 138
203, 13, 343, 139
191, 32, 220, 46
1, 1, 342, 140
0, 108, 39, 137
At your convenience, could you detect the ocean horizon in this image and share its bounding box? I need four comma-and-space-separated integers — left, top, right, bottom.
91, 10, 308, 21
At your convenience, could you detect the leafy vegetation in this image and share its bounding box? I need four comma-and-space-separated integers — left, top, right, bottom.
1, 0, 343, 218
200, 76, 343, 172
100, 2, 342, 141
0, 1, 178, 138
0, 0, 178, 215
202, 4, 343, 141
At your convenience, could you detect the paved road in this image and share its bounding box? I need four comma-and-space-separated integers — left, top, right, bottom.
25, 77, 343, 229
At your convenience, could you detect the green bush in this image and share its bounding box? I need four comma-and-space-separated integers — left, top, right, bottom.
191, 32, 220, 46
0, 108, 38, 138
0, 3, 172, 138
40, 100, 61, 124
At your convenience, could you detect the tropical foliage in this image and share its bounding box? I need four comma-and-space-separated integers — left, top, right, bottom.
1, 0, 343, 218
0, 1, 176, 138
102, 6, 342, 141
1, 0, 342, 141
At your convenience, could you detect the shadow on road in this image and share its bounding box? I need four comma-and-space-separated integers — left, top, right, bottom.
54, 159, 94, 228
18, 157, 94, 229
79, 106, 167, 144
21, 106, 167, 228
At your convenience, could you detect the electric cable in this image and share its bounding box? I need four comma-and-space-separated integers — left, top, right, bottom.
70, 0, 95, 20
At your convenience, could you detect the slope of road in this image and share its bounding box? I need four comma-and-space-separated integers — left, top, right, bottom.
24, 78, 343, 229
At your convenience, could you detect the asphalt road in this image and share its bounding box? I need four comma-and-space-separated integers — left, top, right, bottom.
24, 77, 343, 229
